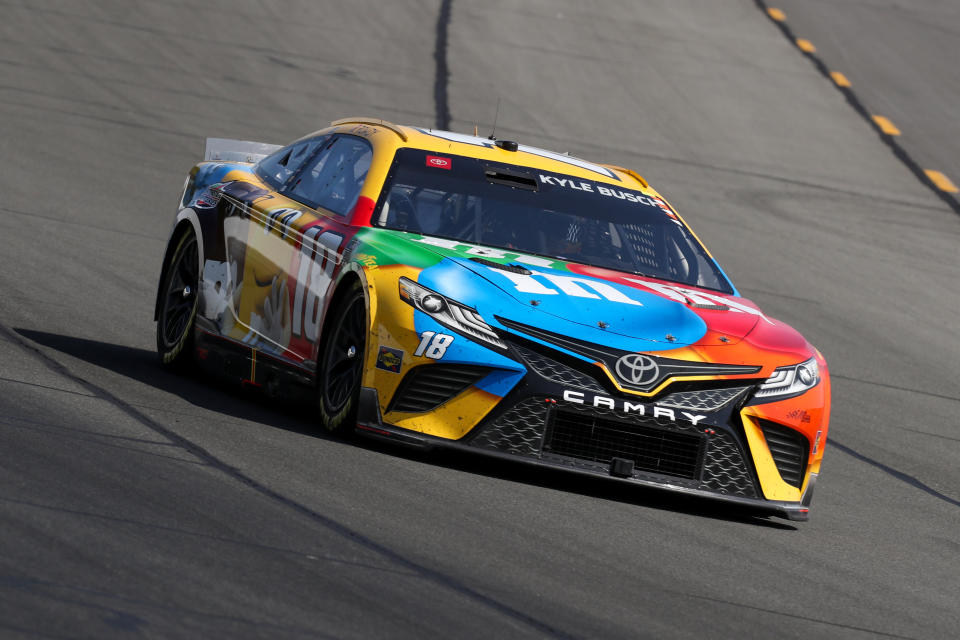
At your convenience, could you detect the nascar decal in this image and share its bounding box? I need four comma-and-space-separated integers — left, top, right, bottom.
426, 155, 452, 169
414, 236, 556, 267
562, 390, 706, 426
414, 332, 454, 359
376, 346, 404, 373
291, 227, 343, 342
490, 269, 643, 305
413, 128, 619, 180
623, 278, 774, 324
541, 175, 682, 223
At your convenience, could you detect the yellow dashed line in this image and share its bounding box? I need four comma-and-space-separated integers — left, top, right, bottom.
925, 170, 959, 193
761, 3, 958, 206
830, 71, 851, 88
872, 115, 902, 136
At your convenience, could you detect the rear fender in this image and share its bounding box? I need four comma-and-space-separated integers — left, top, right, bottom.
153, 207, 214, 320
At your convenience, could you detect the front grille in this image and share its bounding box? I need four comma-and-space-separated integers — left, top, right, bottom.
470, 396, 549, 456
658, 386, 750, 412
513, 344, 605, 392
758, 420, 809, 488
468, 396, 759, 498
388, 365, 490, 413
496, 317, 761, 393
545, 410, 705, 479
701, 433, 757, 497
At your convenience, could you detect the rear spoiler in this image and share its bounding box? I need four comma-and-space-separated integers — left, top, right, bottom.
204, 138, 282, 164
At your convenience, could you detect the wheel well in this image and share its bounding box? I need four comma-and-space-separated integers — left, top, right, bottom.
154, 221, 196, 320
315, 272, 365, 368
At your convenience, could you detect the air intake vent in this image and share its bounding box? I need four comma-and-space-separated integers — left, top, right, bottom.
469, 257, 532, 274
388, 365, 491, 413
758, 420, 809, 488
545, 410, 705, 479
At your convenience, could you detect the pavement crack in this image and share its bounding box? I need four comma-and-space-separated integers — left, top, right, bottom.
0, 375, 95, 398
433, 0, 452, 129
682, 591, 921, 640
830, 373, 959, 403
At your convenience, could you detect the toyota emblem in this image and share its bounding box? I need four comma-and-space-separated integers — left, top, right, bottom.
615, 354, 660, 388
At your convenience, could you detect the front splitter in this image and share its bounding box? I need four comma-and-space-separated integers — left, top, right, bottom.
354, 420, 810, 522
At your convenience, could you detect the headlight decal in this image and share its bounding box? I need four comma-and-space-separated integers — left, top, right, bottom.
398, 277, 506, 349
752, 357, 820, 402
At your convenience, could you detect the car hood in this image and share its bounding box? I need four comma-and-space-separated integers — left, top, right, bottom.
406, 235, 764, 349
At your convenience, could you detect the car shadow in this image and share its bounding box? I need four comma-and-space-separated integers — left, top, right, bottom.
17, 328, 797, 531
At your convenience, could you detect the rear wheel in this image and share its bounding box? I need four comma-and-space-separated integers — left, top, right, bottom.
157, 229, 200, 368
317, 281, 367, 433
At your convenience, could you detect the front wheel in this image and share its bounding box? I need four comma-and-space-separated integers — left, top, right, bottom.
317, 281, 367, 433
157, 229, 200, 368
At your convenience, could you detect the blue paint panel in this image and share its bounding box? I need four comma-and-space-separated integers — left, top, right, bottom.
474, 368, 526, 397
417, 259, 706, 353
412, 311, 524, 371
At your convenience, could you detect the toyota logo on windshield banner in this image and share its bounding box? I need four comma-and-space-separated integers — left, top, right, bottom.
425, 155, 452, 169
615, 354, 660, 388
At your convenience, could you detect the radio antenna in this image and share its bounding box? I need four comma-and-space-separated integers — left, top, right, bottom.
488, 98, 501, 140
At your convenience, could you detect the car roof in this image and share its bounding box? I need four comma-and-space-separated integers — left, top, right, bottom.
303, 117, 655, 194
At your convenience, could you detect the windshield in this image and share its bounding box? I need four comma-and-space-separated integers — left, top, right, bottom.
373, 148, 733, 293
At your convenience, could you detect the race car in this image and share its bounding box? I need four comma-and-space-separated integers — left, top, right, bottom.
155, 117, 830, 521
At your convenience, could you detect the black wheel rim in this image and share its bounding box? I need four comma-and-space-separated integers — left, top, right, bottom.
161, 236, 199, 348
323, 295, 365, 413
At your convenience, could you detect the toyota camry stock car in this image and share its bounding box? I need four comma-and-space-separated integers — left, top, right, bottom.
155, 117, 830, 521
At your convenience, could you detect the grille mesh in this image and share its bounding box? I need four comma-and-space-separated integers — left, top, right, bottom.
545, 410, 705, 479
470, 397, 549, 456
468, 397, 759, 497
513, 344, 605, 392
701, 434, 757, 496
658, 386, 750, 412
388, 365, 490, 413
758, 420, 808, 488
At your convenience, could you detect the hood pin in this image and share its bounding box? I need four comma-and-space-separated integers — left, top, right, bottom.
597, 321, 609, 329
665, 333, 677, 342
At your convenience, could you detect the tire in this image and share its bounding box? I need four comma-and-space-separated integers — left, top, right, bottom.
317, 280, 367, 433
157, 229, 200, 368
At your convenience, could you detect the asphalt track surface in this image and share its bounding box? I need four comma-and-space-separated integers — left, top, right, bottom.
768, 0, 960, 210
0, 1, 958, 638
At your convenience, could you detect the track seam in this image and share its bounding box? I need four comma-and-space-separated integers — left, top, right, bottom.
0, 322, 577, 640
433, 0, 452, 129
830, 440, 960, 509
754, 0, 960, 216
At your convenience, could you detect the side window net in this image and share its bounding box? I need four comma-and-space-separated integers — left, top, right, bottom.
254, 138, 325, 189
289, 137, 373, 216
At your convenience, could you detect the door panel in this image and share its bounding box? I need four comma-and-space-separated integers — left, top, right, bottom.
216, 135, 371, 368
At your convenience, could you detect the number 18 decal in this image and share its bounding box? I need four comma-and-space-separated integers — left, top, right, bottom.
414, 331, 454, 359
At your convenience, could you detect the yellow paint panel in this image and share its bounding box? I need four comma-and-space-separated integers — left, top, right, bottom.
387, 386, 501, 440
796, 38, 816, 53
830, 71, 851, 88
767, 8, 786, 22
872, 115, 901, 136
924, 169, 959, 193
741, 414, 802, 502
